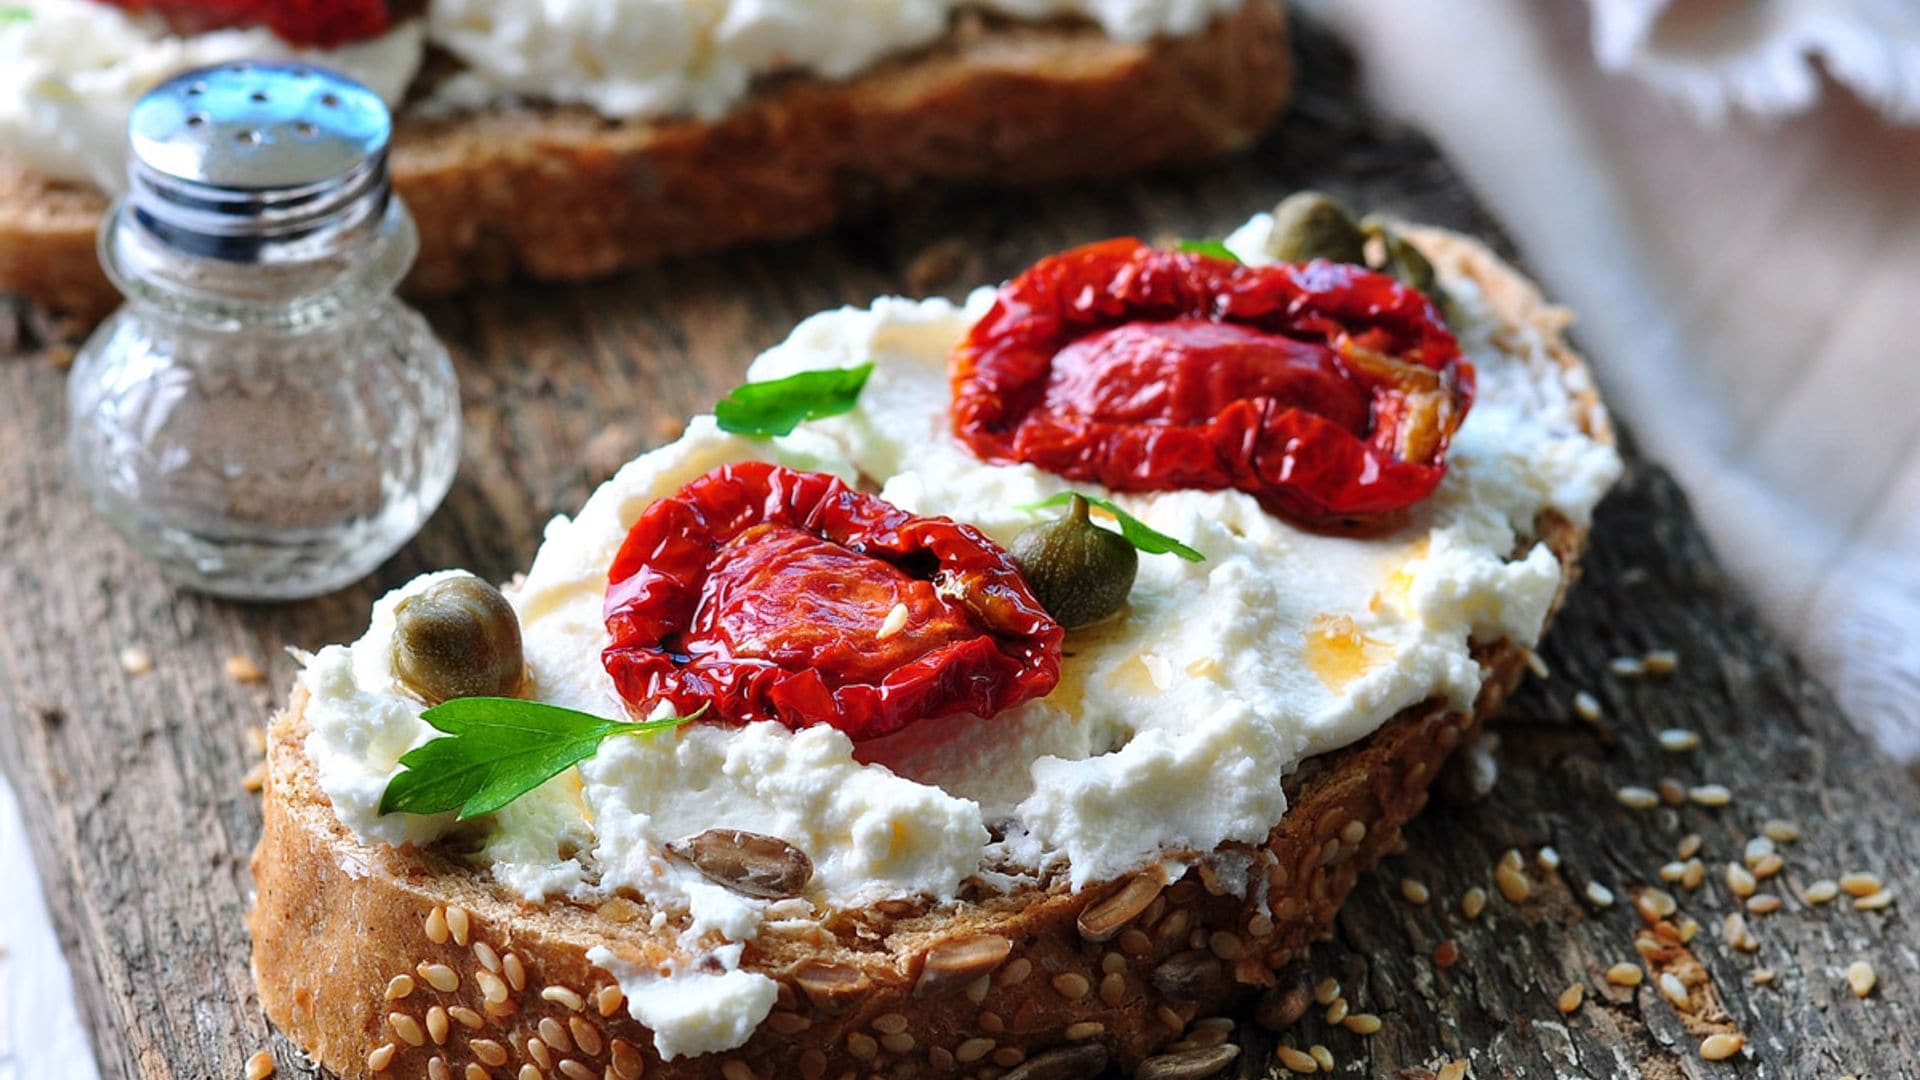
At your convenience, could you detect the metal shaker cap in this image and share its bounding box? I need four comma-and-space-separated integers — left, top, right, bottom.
127, 62, 393, 263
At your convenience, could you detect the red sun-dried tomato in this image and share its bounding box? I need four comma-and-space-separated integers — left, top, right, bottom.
602, 462, 1063, 741
951, 240, 1475, 525
95, 0, 397, 47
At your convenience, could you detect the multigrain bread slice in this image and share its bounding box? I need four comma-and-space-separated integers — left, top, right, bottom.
248, 228, 1612, 1080
0, 2, 1289, 325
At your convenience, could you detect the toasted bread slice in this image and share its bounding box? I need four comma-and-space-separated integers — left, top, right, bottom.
0, 2, 1290, 325
248, 228, 1611, 1080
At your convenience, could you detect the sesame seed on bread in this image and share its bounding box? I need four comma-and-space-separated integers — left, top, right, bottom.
0, 1, 1291, 326
246, 229, 1613, 1079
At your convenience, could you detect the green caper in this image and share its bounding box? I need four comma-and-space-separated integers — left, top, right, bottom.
1011, 495, 1138, 630
1265, 191, 1367, 265
1360, 214, 1457, 325
391, 575, 526, 705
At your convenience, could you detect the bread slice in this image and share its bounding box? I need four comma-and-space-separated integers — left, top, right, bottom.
247, 227, 1612, 1080
0, 2, 1290, 324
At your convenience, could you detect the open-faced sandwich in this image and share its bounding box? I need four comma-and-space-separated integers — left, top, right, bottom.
0, 0, 1290, 320
250, 196, 1622, 1079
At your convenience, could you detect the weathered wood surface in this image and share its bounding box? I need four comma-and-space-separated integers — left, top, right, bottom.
1, 20, 1914, 1080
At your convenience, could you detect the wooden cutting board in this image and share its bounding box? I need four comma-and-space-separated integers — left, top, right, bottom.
1, 19, 1914, 1080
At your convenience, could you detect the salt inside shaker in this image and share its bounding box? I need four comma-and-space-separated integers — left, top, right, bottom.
67, 62, 460, 601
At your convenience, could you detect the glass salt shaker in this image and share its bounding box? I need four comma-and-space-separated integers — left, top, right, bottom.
67, 62, 460, 601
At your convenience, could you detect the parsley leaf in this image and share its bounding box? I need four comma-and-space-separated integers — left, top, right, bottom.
1176, 239, 1241, 264
379, 698, 702, 820
714, 363, 874, 437
1017, 492, 1205, 562
0, 9, 30, 23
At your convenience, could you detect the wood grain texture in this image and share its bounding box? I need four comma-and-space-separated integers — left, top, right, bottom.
0, 20, 1913, 1080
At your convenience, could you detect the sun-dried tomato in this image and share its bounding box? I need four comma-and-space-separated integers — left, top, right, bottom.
602, 462, 1063, 741
951, 239, 1474, 525
96, 0, 398, 47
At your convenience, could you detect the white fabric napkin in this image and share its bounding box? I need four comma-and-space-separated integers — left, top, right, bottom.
0, 772, 100, 1080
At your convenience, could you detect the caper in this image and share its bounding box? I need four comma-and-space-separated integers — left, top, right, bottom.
1265, 191, 1367, 265
1361, 214, 1457, 325
1011, 495, 1137, 630
390, 575, 526, 705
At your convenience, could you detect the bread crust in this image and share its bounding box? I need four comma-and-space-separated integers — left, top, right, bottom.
0, 2, 1290, 324
248, 229, 1613, 1079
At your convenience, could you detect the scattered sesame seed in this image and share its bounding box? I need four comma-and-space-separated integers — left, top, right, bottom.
1525, 650, 1551, 679
119, 648, 153, 676
1846, 960, 1876, 997
226, 655, 266, 684
1743, 836, 1775, 864
1557, 984, 1584, 1013
1658, 972, 1689, 1008
1676, 916, 1700, 942
1761, 819, 1801, 843
1310, 1045, 1335, 1071
1615, 786, 1659, 810
1723, 912, 1759, 952
245, 1050, 275, 1080
1659, 861, 1686, 883
1537, 846, 1561, 871
1605, 963, 1644, 987
1343, 1013, 1383, 1035
1400, 877, 1431, 905
1751, 969, 1776, 987
1642, 650, 1678, 675
1608, 656, 1646, 677
1584, 881, 1615, 908
1725, 863, 1757, 898
1276, 1046, 1318, 1073
1854, 889, 1895, 911
1657, 728, 1699, 752
1682, 858, 1706, 890
240, 762, 267, 793
1461, 886, 1488, 919
1676, 833, 1703, 860
1324, 997, 1349, 1025
1496, 862, 1531, 904
1688, 784, 1732, 807
1313, 977, 1341, 1006
1700, 1033, 1745, 1061
245, 725, 267, 755
1638, 888, 1677, 920
1574, 691, 1604, 722
1438, 1060, 1469, 1080
1499, 848, 1525, 873
876, 603, 910, 641
1751, 854, 1784, 880
1839, 873, 1883, 897
1802, 880, 1839, 904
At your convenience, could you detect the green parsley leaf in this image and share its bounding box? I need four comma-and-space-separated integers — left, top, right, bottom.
1016, 492, 1205, 562
1176, 239, 1241, 264
714, 363, 874, 437
379, 698, 702, 820
0, 8, 30, 23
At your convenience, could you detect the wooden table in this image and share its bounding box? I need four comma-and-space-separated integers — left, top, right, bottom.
2, 23, 1914, 1080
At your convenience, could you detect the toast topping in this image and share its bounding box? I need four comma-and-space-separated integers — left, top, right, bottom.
391, 575, 526, 706
601, 461, 1062, 740
950, 239, 1473, 526
93, 0, 401, 46
665, 829, 814, 900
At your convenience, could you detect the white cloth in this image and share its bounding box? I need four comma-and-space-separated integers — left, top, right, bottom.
0, 773, 100, 1080
1303, 0, 1920, 759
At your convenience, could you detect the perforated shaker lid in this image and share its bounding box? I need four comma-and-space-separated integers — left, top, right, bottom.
126, 62, 393, 263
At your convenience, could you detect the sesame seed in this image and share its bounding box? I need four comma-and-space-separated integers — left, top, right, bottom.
1855, 889, 1895, 911
119, 647, 153, 675
1723, 912, 1759, 952
1725, 863, 1756, 898
539, 1016, 574, 1053
877, 603, 910, 641
417, 962, 459, 993
1276, 1046, 1318, 1073
993, 1046, 1027, 1068
1642, 649, 1678, 675
880, 1032, 914, 1054
1637, 888, 1677, 920
444, 906, 470, 946
449, 1006, 483, 1030
1573, 691, 1604, 722
1400, 877, 1431, 905
503, 952, 527, 992
226, 655, 266, 684
388, 1012, 425, 1047
426, 1005, 449, 1045
1700, 1033, 1745, 1061
1761, 819, 1801, 843
1676, 915, 1700, 942
1846, 961, 1876, 997
1751, 853, 1783, 880
1682, 858, 1706, 890
1751, 969, 1776, 987
1065, 1021, 1105, 1040
542, 986, 585, 1011
1805, 879, 1839, 904
1688, 784, 1732, 807
473, 941, 500, 972
1310, 1045, 1335, 1071
1342, 820, 1368, 845
464, 1065, 487, 1080
560, 1063, 598, 1080
1605, 963, 1644, 987
1051, 972, 1090, 1000
428, 1058, 450, 1080
1343, 1013, 1383, 1035
525, 1036, 553, 1070
1656, 728, 1699, 752
1324, 997, 1349, 1025
1658, 778, 1688, 806
1461, 886, 1488, 919
245, 1050, 275, 1080
1659, 861, 1686, 883
1658, 972, 1688, 1007
1496, 862, 1531, 903
1099, 970, 1126, 1006
245, 725, 267, 755
424, 907, 448, 944
1839, 872, 1883, 897
1539, 847, 1563, 871
1584, 881, 1615, 908
596, 984, 625, 1017
1438, 1061, 1469, 1080
954, 1037, 995, 1063
1615, 786, 1659, 810
1210, 931, 1245, 960
471, 1040, 508, 1067
240, 763, 267, 793
1608, 656, 1646, 677
964, 974, 991, 1003
1525, 649, 1551, 679
1556, 984, 1584, 1013
366, 1044, 396, 1073
610, 1040, 645, 1080
384, 974, 414, 1000
518, 1066, 541, 1080
1746, 894, 1782, 915
1313, 977, 1341, 1005
475, 969, 508, 1004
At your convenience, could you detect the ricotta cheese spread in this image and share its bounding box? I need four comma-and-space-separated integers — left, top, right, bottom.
0, 0, 1244, 189
297, 217, 1622, 1056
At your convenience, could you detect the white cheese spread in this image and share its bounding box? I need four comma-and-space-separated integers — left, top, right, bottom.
297, 218, 1622, 1056
0, 0, 1244, 189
